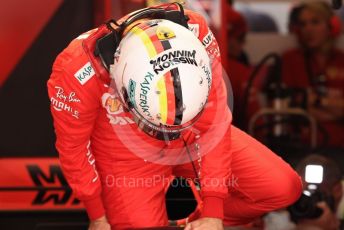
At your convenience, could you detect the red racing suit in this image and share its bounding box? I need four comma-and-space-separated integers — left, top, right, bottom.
282, 48, 344, 147
48, 7, 302, 229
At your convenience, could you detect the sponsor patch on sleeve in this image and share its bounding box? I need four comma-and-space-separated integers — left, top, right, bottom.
50, 86, 80, 119
202, 29, 220, 59
74, 62, 95, 85
202, 29, 216, 49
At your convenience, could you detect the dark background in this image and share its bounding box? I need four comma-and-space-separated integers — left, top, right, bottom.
0, 0, 93, 157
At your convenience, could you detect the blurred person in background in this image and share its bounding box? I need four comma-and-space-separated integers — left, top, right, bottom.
291, 154, 342, 230
227, 6, 250, 66
225, 5, 268, 129
265, 154, 342, 230
282, 1, 344, 148
225, 5, 252, 126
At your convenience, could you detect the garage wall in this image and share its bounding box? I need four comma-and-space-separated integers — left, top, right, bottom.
0, 0, 94, 157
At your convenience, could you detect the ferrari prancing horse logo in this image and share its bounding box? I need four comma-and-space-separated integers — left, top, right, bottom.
156, 26, 176, 40
102, 93, 123, 115
101, 93, 135, 125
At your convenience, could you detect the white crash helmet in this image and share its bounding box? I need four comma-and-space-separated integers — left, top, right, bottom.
110, 19, 212, 140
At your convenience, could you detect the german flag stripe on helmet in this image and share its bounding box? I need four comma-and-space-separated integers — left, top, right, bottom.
170, 68, 183, 125
130, 26, 157, 58
157, 77, 168, 123
160, 39, 183, 125
164, 71, 176, 125
131, 22, 183, 125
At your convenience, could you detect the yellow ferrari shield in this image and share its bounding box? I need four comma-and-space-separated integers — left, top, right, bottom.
156, 26, 176, 40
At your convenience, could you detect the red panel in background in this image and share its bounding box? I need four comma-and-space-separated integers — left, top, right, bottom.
93, 0, 112, 26
220, 0, 228, 71
0, 158, 84, 210
95, 0, 147, 25
0, 0, 63, 86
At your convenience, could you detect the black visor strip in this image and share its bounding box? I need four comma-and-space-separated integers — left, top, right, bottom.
160, 39, 184, 125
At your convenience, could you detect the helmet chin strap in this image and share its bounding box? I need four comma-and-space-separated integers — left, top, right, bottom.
133, 114, 181, 141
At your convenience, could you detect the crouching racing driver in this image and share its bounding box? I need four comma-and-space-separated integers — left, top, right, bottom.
47, 3, 302, 230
